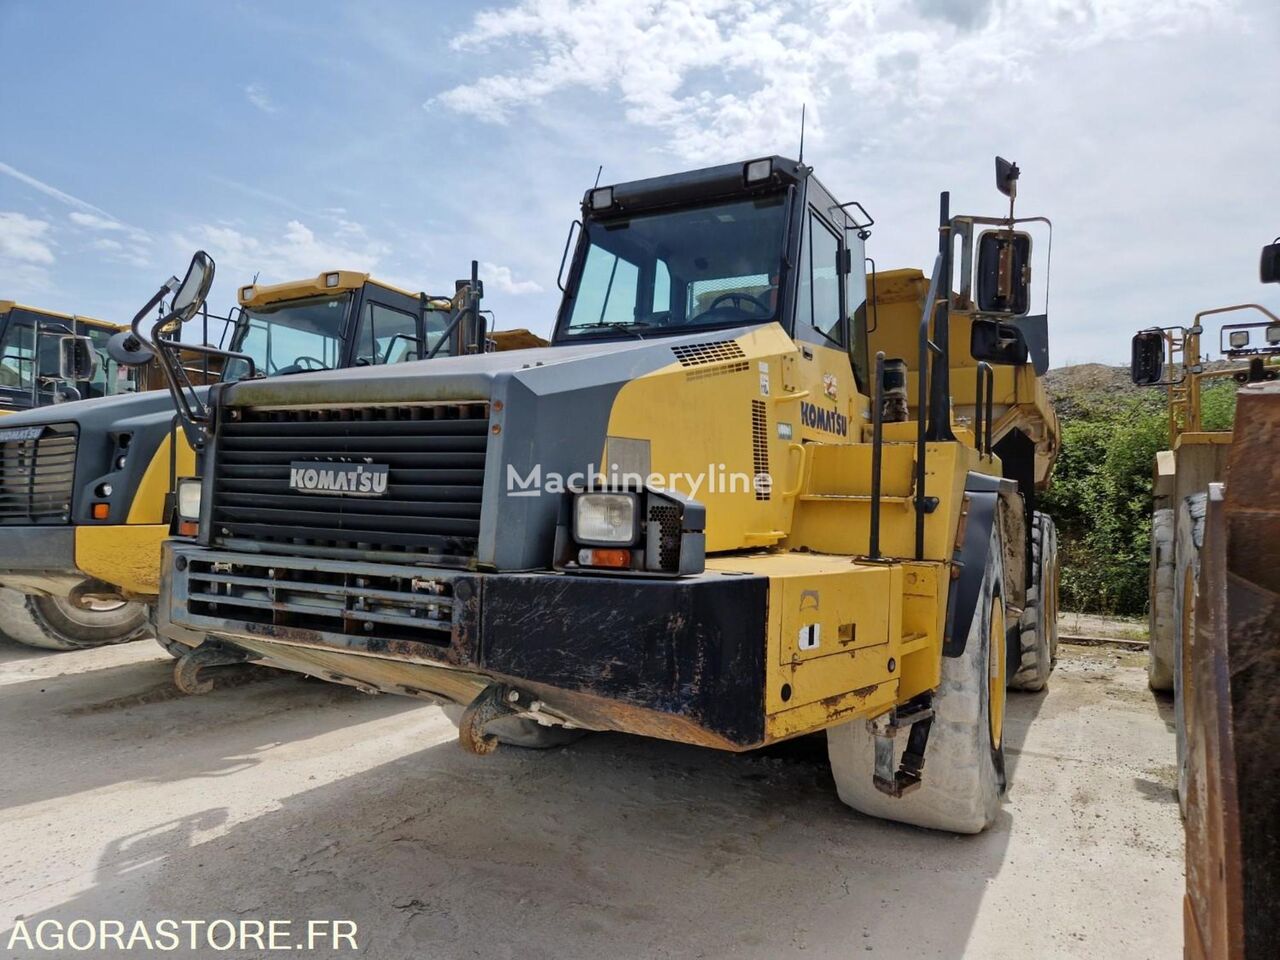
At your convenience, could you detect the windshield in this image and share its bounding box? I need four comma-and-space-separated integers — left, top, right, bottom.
561, 194, 788, 339
227, 293, 351, 378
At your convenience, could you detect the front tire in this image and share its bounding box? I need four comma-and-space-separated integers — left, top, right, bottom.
1173, 494, 1206, 816
0, 588, 150, 651
1147, 507, 1177, 691
827, 523, 1008, 833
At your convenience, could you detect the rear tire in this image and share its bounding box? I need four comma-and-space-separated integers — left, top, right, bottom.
1174, 494, 1206, 817
827, 522, 1007, 833
1009, 512, 1058, 691
1147, 507, 1177, 691
442, 704, 588, 749
0, 588, 150, 651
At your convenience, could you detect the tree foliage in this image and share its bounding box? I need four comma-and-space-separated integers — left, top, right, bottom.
1040, 380, 1235, 616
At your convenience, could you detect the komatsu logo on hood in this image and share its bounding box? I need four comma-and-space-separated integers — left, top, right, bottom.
289, 461, 389, 497
799, 401, 849, 437
0, 426, 44, 443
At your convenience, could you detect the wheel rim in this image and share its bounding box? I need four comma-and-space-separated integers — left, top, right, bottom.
50, 596, 127, 624
989, 595, 1006, 749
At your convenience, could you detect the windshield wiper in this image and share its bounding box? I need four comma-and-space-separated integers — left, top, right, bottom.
570, 321, 650, 340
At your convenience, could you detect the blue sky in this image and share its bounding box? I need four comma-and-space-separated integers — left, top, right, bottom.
1, 0, 1277, 364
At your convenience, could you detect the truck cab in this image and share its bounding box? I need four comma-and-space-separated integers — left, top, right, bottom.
0, 302, 134, 414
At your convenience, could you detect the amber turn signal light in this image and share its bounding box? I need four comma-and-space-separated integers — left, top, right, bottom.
91, 503, 109, 520
178, 520, 199, 537
578, 547, 631, 569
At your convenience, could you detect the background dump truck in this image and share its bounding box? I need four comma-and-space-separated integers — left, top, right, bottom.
157, 155, 1058, 833
0, 302, 135, 413
1130, 239, 1279, 959
1132, 280, 1279, 699
0, 261, 523, 652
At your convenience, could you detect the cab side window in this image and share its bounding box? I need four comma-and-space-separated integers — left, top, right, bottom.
0, 322, 35, 390
357, 302, 420, 365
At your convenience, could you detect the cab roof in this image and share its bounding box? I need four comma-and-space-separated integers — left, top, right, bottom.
0, 300, 122, 331
237, 271, 447, 309
584, 155, 809, 218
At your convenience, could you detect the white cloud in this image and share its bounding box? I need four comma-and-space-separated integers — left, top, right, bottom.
479, 261, 543, 295
68, 210, 151, 266
0, 212, 55, 265
175, 218, 391, 286
69, 211, 125, 231
0, 161, 114, 218
433, 0, 1228, 161
244, 83, 278, 114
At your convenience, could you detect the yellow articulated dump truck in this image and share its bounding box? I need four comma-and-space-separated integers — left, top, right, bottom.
0, 260, 529, 651
0, 302, 136, 413
1130, 239, 1280, 959
1131, 267, 1279, 699
156, 156, 1058, 833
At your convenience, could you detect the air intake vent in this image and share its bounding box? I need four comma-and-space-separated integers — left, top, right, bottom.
751, 400, 771, 501
0, 424, 77, 525
671, 340, 746, 367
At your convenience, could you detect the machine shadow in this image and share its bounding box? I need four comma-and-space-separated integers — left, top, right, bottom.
0, 657, 421, 811
3, 698, 1041, 960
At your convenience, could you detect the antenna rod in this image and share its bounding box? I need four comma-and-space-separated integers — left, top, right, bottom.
798, 104, 806, 163
593, 165, 603, 189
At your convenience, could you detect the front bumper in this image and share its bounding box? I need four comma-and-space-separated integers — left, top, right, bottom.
0, 527, 79, 595
160, 542, 769, 750
0, 523, 169, 599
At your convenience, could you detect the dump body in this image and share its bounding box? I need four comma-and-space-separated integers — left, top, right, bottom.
1182, 383, 1280, 959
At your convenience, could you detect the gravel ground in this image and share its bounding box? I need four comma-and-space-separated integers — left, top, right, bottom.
0, 637, 1181, 959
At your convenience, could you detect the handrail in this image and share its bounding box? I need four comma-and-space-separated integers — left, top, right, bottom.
975, 361, 994, 458
915, 252, 945, 561
869, 351, 885, 560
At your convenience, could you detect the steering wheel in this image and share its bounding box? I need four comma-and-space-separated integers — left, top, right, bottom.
291, 356, 327, 371
707, 291, 770, 315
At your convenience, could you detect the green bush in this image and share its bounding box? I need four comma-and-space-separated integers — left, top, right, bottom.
1041, 380, 1236, 616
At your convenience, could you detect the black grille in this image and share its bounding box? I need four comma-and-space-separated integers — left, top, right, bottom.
210, 402, 489, 559
0, 424, 77, 525
184, 552, 455, 645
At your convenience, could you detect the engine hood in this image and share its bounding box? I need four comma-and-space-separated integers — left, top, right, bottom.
0, 387, 206, 526
220, 331, 751, 408
0, 387, 200, 435
208, 325, 773, 570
